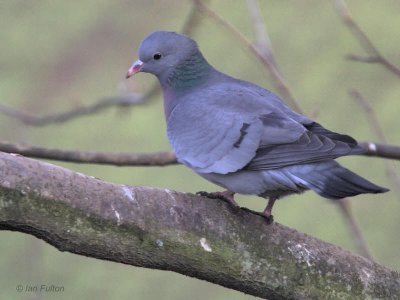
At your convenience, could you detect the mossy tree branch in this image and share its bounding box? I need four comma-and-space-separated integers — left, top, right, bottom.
0, 152, 399, 299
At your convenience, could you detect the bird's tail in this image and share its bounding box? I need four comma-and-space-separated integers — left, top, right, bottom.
298, 161, 389, 199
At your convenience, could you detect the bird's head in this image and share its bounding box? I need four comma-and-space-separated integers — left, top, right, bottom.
126, 31, 200, 80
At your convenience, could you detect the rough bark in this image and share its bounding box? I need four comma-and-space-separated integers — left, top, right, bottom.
0, 152, 399, 299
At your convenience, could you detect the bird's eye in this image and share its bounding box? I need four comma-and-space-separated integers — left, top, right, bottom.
153, 52, 162, 60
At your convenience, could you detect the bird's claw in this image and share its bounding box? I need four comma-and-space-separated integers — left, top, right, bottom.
264, 214, 274, 225
196, 191, 218, 199
196, 191, 274, 224
240, 207, 274, 225
196, 190, 240, 210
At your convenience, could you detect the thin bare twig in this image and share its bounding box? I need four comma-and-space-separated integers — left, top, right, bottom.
350, 90, 387, 143
337, 199, 372, 259
246, 0, 303, 114
350, 90, 400, 192
0, 86, 159, 126
181, 0, 205, 36
346, 54, 380, 64
194, 0, 303, 113
358, 142, 400, 161
245, 0, 278, 69
1, 141, 399, 168
334, 0, 400, 77
0, 142, 177, 166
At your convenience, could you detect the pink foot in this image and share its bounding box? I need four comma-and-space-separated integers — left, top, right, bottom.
261, 196, 277, 224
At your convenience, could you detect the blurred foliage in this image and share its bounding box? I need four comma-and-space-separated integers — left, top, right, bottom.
0, 1, 399, 299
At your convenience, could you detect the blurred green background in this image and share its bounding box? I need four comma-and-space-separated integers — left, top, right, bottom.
0, 1, 399, 299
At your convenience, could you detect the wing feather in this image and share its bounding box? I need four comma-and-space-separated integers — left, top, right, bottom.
167, 101, 263, 174
245, 115, 361, 171
166, 82, 361, 175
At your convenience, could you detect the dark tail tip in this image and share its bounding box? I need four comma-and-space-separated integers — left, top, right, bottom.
304, 162, 389, 200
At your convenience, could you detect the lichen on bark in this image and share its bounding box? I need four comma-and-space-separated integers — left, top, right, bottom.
1, 152, 399, 299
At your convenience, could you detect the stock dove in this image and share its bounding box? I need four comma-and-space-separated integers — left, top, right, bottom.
126, 31, 388, 222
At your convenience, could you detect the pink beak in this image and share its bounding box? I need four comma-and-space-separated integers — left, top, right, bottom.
126, 59, 144, 78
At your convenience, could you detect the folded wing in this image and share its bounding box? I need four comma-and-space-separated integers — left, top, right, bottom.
245, 114, 362, 171
167, 86, 361, 175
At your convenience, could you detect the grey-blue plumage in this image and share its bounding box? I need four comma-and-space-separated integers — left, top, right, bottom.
126, 31, 388, 221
